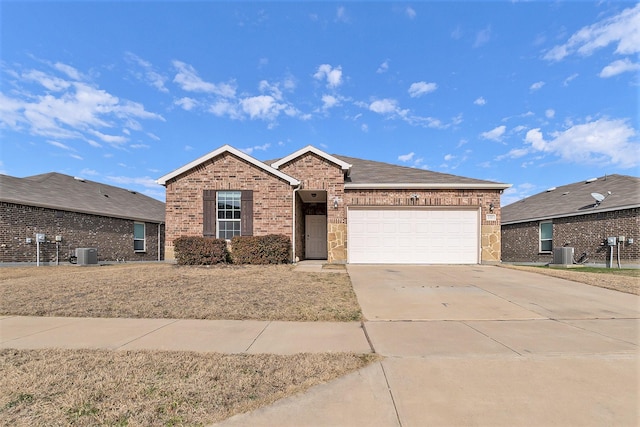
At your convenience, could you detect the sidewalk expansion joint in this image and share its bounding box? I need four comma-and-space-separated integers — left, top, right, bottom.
360, 320, 377, 354
380, 361, 403, 427
116, 318, 181, 350
244, 321, 271, 352
462, 321, 523, 357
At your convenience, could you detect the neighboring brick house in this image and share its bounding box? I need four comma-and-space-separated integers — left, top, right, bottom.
157, 145, 510, 264
501, 174, 640, 266
0, 173, 165, 264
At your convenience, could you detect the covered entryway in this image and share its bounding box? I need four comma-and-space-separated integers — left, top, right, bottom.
347, 208, 479, 264
295, 190, 328, 261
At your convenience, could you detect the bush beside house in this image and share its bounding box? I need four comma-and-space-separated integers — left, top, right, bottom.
173, 235, 291, 265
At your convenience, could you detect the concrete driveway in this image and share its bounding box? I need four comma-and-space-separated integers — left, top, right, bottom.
217, 265, 638, 427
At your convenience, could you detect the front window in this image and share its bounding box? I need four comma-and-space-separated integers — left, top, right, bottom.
134, 222, 146, 252
217, 191, 241, 239
539, 221, 553, 253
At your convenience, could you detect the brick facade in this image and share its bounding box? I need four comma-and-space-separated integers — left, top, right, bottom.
162, 148, 506, 264
501, 208, 640, 265
0, 202, 164, 264
163, 152, 294, 260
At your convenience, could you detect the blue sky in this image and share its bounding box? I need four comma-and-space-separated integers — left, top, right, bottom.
1, 1, 638, 205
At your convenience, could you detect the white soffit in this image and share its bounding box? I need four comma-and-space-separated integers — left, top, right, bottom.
271, 145, 352, 171
156, 144, 300, 186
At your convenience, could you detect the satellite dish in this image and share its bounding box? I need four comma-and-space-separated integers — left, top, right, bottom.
591, 191, 611, 207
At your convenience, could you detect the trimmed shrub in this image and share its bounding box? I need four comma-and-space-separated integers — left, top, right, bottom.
231, 234, 291, 264
173, 236, 229, 265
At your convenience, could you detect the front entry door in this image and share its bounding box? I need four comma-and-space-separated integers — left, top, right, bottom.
305, 215, 327, 259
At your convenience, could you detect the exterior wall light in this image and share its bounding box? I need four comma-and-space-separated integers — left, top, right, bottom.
489, 203, 495, 212
333, 197, 339, 209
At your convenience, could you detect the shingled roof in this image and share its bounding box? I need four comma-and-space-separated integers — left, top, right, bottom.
502, 174, 640, 225
0, 173, 165, 223
335, 155, 509, 189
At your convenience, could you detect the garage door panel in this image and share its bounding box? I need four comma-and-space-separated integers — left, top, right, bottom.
348, 208, 479, 264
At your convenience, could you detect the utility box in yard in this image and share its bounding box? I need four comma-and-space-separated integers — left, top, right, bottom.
552, 247, 574, 265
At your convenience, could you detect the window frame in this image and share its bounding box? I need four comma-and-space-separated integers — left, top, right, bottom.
216, 190, 242, 240
539, 220, 553, 253
133, 222, 146, 252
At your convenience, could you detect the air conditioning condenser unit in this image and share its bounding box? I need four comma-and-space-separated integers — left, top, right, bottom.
75, 248, 98, 265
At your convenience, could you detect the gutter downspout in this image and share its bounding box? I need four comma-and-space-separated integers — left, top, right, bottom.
292, 184, 301, 264
158, 222, 163, 262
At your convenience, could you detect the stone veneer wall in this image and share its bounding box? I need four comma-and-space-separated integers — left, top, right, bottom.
163, 152, 294, 260
501, 208, 640, 265
345, 189, 503, 263
0, 201, 163, 263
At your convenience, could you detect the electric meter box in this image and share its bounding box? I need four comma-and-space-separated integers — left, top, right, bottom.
607, 236, 617, 246
35, 233, 46, 243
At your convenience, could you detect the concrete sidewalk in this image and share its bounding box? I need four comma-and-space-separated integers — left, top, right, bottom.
0, 316, 371, 354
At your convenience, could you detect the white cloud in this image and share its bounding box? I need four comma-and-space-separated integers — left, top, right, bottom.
408, 81, 437, 97
336, 6, 349, 23
175, 97, 198, 111
405, 7, 416, 19
563, 73, 579, 86
501, 182, 538, 207
241, 143, 271, 155
398, 152, 414, 162
126, 52, 168, 93
530, 81, 545, 92
0, 66, 163, 145
543, 4, 640, 61
172, 60, 236, 97
369, 98, 398, 114
524, 118, 639, 168
473, 26, 491, 48
480, 125, 506, 141
444, 154, 455, 161
545, 109, 555, 119
240, 95, 285, 120
377, 60, 389, 74
314, 64, 343, 89
88, 129, 128, 145
209, 100, 241, 119
474, 96, 486, 106
599, 58, 640, 78
47, 140, 73, 150
258, 80, 283, 100
321, 94, 340, 110
53, 62, 84, 80
361, 123, 369, 132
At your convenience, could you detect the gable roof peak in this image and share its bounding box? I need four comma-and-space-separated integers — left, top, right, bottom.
271, 145, 352, 171
156, 144, 300, 186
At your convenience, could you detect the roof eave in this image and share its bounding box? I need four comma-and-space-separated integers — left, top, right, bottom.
156, 144, 300, 186
0, 198, 165, 223
345, 183, 512, 190
502, 203, 640, 225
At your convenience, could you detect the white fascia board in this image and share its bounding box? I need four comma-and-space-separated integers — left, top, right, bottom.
271, 145, 352, 171
345, 183, 512, 190
156, 144, 300, 186
502, 203, 640, 225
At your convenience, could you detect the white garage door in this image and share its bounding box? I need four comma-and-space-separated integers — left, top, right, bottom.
347, 208, 479, 264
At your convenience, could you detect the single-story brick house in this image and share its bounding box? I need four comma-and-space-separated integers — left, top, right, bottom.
0, 172, 165, 264
157, 144, 510, 264
501, 174, 640, 266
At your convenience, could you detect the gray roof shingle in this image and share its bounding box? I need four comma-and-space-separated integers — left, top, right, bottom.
0, 173, 165, 223
335, 155, 506, 186
502, 174, 640, 224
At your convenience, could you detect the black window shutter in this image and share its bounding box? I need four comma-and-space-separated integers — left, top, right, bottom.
241, 190, 253, 236
203, 190, 216, 237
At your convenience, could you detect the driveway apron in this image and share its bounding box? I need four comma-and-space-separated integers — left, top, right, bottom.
215, 265, 638, 427
348, 265, 638, 427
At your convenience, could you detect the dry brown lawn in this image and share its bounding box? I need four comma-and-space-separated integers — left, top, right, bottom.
499, 264, 639, 295
0, 348, 378, 426
0, 263, 362, 321
0, 263, 371, 426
